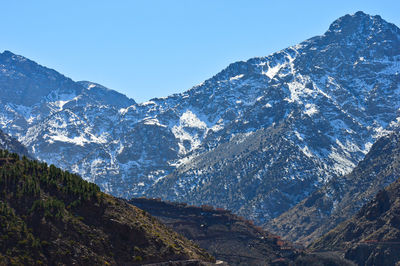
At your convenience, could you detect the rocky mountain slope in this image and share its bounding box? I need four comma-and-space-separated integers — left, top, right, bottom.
0, 149, 213, 265
266, 132, 400, 245
130, 198, 299, 266
0, 11, 399, 223
310, 175, 400, 265
147, 11, 400, 222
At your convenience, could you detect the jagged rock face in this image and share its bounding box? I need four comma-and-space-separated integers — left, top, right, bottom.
0, 12, 400, 223
147, 11, 400, 222
310, 170, 400, 266
266, 132, 400, 245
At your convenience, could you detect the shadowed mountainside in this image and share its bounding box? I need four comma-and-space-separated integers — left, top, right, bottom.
311, 175, 400, 266
266, 132, 400, 245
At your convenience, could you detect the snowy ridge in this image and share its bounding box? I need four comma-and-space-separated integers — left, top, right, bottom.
0, 11, 399, 224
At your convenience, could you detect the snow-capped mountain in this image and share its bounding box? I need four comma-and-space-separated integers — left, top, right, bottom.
0, 11, 399, 224
148, 11, 400, 222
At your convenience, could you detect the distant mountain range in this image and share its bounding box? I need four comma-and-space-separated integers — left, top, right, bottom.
0, 11, 399, 225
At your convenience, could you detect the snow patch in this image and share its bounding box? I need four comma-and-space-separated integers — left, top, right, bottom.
47, 134, 89, 147
143, 118, 167, 127
171, 110, 208, 155
119, 108, 127, 115
179, 110, 207, 129
304, 103, 319, 116
211, 124, 223, 132
294, 131, 304, 141
328, 150, 355, 176
88, 84, 96, 90
327, 139, 361, 176
140, 101, 156, 106
230, 74, 244, 81
300, 145, 313, 158
263, 63, 283, 79
373, 126, 391, 139
363, 142, 373, 153
54, 100, 69, 110
286, 75, 314, 103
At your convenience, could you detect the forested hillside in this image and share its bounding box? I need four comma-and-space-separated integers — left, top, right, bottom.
0, 150, 213, 265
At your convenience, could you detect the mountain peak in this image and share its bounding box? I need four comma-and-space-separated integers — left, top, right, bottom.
326, 11, 396, 37
77, 80, 136, 107
0, 50, 26, 62
1, 50, 14, 56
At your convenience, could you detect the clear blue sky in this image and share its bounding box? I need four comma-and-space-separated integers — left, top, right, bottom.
1, 0, 399, 103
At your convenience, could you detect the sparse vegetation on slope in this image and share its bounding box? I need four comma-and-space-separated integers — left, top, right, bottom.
131, 197, 297, 265
0, 150, 214, 265
130, 197, 356, 266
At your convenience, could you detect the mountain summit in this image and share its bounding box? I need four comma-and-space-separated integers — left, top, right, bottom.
326, 11, 399, 38
0, 12, 399, 224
